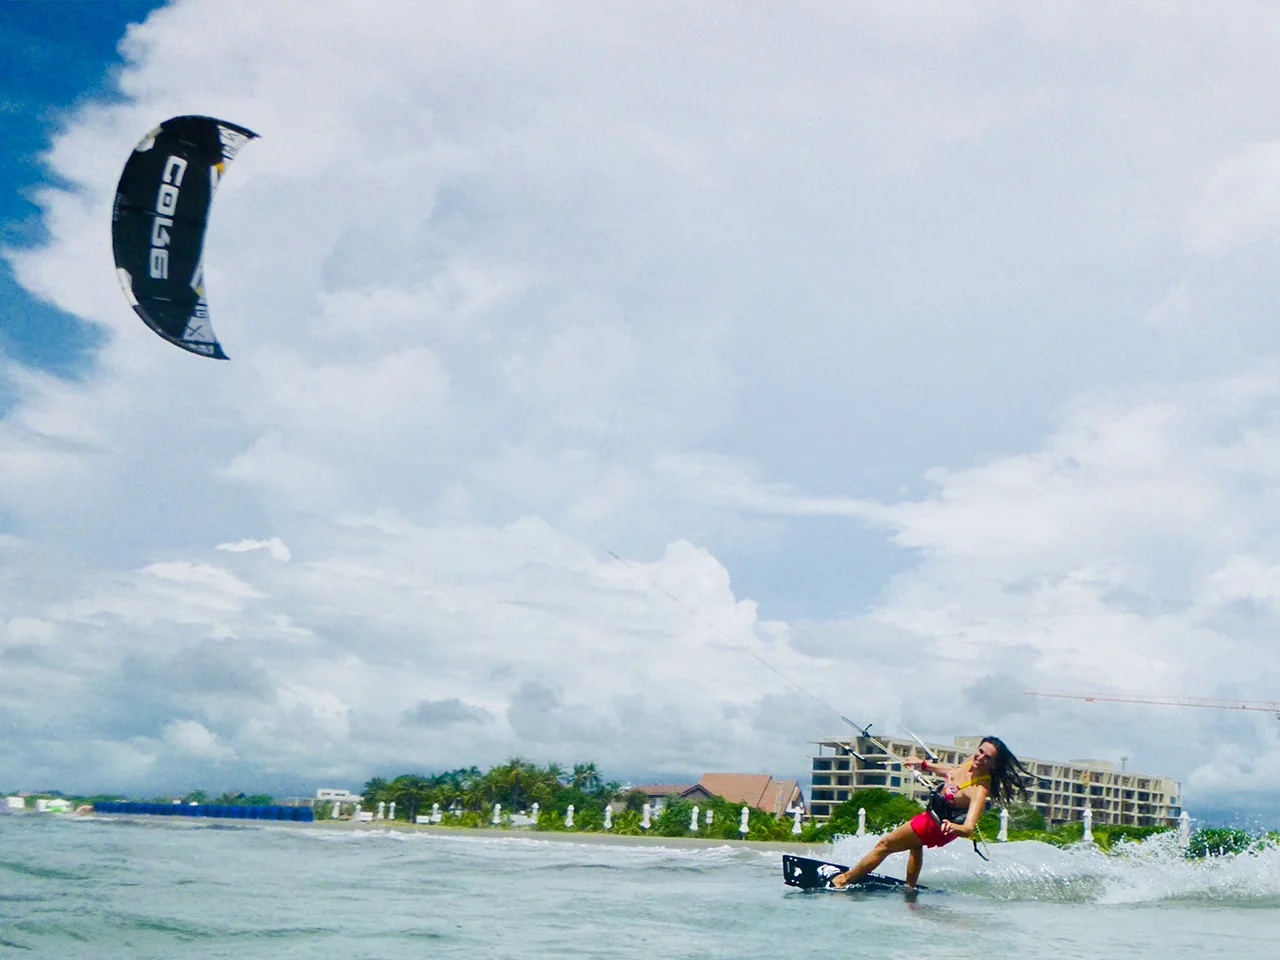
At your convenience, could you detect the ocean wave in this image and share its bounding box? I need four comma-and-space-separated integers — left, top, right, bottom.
831, 831, 1280, 904
0, 859, 90, 882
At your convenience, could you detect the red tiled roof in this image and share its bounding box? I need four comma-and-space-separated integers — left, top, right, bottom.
629, 783, 713, 800
699, 773, 771, 806
697, 773, 805, 816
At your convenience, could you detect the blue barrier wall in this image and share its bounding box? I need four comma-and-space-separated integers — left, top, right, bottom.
93, 801, 314, 821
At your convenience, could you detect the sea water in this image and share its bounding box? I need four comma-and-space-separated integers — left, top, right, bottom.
2, 815, 1279, 959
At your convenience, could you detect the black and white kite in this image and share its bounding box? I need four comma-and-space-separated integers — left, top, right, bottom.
111, 115, 257, 360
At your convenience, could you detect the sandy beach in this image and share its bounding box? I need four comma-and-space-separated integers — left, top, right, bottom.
316, 818, 833, 855
83, 810, 833, 856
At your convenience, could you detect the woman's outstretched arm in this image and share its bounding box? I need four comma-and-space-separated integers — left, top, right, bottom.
904, 756, 955, 776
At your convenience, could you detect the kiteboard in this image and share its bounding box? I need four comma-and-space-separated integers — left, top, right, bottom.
782, 854, 924, 892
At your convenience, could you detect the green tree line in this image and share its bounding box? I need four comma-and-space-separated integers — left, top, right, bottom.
351, 758, 830, 839
55, 767, 1270, 858
350, 766, 1189, 849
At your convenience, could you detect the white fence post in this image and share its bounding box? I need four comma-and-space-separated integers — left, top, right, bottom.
388, 802, 396, 821
857, 808, 866, 836
689, 805, 700, 832
331, 801, 341, 819
791, 808, 802, 835
739, 806, 750, 835
1179, 810, 1191, 847
431, 802, 441, 823
642, 802, 651, 830
998, 807, 1009, 842
1082, 807, 1093, 844
565, 804, 575, 828
493, 803, 502, 825
604, 805, 613, 830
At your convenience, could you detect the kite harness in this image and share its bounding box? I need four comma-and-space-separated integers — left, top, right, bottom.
921, 769, 992, 860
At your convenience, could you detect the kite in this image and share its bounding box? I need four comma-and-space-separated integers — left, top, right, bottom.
111, 115, 258, 359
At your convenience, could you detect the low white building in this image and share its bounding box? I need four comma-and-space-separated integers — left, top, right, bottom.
316, 788, 362, 802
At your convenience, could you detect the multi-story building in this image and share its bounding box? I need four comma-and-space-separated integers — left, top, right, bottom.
808, 734, 1181, 828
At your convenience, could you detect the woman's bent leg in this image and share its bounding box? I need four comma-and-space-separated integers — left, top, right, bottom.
906, 846, 923, 888
831, 821, 923, 888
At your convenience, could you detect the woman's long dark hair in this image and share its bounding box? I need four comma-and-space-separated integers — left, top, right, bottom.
981, 736, 1032, 806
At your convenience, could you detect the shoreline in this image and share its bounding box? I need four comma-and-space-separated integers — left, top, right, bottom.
66, 811, 834, 855
318, 819, 834, 854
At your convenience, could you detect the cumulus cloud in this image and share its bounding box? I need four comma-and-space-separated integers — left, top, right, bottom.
5, 1, 1280, 813
216, 537, 292, 562
402, 698, 493, 728
162, 719, 237, 761
1185, 142, 1280, 255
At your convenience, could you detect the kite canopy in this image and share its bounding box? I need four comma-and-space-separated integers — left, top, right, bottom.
111, 115, 257, 360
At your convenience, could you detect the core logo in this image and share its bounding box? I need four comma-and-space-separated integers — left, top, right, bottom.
149, 155, 187, 280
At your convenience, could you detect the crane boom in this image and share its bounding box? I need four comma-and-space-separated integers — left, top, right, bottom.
1025, 691, 1280, 714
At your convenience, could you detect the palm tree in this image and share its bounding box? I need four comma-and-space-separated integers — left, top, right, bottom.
572, 762, 602, 794
486, 758, 557, 809
387, 775, 432, 821
363, 777, 389, 803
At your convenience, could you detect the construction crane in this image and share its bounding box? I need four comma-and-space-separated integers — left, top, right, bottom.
1025, 691, 1280, 719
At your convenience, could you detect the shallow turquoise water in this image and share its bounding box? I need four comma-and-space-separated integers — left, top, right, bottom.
2, 815, 1279, 958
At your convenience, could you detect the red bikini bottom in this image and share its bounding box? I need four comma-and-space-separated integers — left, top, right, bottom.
910, 811, 958, 848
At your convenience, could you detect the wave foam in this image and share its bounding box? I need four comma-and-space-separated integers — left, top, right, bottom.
831, 832, 1280, 903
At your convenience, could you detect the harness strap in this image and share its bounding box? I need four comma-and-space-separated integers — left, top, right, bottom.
926, 773, 993, 860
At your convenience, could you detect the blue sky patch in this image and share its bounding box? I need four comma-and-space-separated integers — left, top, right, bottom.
0, 1, 166, 377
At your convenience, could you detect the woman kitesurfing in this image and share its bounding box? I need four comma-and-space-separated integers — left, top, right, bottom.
605, 551, 1036, 894
830, 736, 1031, 889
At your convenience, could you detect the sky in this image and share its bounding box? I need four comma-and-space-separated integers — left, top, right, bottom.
3, 1, 1280, 818
0, 0, 164, 375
